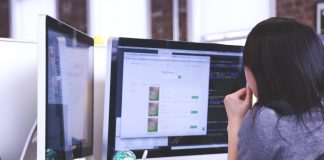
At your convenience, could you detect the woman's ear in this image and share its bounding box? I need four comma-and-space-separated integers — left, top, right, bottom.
244, 66, 258, 98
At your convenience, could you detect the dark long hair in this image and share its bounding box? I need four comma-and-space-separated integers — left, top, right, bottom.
244, 17, 324, 120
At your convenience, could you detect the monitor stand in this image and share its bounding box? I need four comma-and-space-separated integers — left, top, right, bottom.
20, 120, 37, 160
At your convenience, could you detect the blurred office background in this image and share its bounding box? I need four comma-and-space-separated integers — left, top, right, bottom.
5, 0, 315, 45
0, 0, 320, 44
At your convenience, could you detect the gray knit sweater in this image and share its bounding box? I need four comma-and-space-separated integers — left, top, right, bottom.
237, 107, 324, 160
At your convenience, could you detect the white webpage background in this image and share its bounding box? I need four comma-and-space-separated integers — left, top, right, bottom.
120, 52, 210, 138
57, 38, 91, 143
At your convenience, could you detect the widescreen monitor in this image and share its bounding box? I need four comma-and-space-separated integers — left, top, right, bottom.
103, 38, 245, 159
37, 15, 94, 160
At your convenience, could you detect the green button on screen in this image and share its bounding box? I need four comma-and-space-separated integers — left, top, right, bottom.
192, 96, 199, 99
190, 125, 197, 129
191, 111, 198, 114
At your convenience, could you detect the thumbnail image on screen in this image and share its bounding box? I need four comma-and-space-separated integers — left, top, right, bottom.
46, 27, 93, 159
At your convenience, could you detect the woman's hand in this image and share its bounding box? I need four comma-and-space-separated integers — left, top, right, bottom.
224, 87, 252, 160
224, 87, 253, 127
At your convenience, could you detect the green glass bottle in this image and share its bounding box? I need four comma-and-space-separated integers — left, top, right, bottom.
113, 151, 136, 160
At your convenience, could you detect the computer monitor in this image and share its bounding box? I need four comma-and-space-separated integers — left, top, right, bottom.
103, 38, 245, 159
37, 15, 94, 159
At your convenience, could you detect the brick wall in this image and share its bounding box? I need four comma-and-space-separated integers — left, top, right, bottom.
179, 0, 187, 41
151, 0, 173, 40
0, 0, 10, 37
277, 0, 324, 29
58, 0, 88, 33
151, 0, 187, 41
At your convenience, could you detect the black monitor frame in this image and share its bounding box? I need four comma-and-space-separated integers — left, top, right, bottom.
43, 15, 94, 158
106, 37, 244, 159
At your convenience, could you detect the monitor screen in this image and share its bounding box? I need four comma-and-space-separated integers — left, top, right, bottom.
106, 38, 245, 159
37, 15, 94, 159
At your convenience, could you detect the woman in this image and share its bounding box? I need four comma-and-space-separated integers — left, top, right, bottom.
224, 17, 324, 160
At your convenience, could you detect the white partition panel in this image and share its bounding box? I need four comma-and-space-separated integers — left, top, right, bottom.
93, 45, 110, 160
0, 39, 37, 160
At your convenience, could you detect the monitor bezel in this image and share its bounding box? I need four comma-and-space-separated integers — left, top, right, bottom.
37, 15, 94, 160
106, 37, 244, 159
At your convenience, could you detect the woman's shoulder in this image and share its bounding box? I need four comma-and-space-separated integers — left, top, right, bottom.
250, 106, 279, 120
237, 107, 283, 159
238, 106, 324, 159
241, 107, 280, 130
238, 106, 283, 143
240, 106, 324, 138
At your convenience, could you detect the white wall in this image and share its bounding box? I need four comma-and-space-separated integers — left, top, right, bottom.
88, 0, 150, 42
10, 0, 57, 41
188, 0, 276, 42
